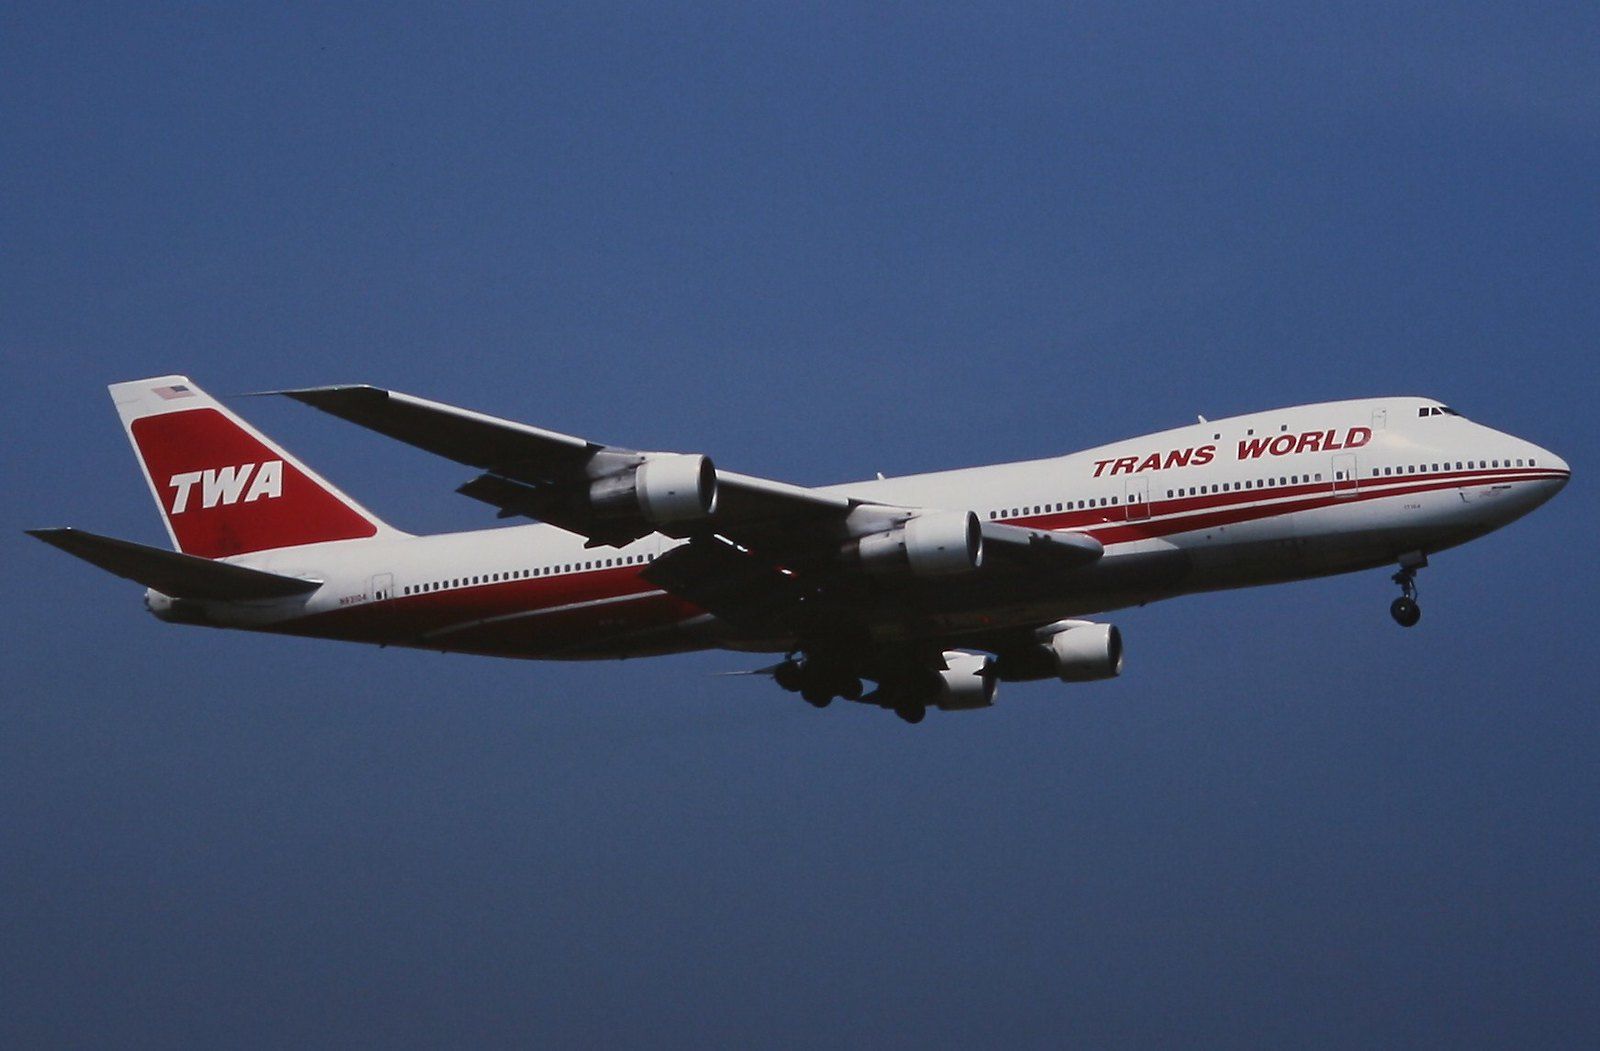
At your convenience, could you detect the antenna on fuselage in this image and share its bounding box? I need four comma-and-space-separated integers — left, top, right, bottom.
1197, 414, 1208, 423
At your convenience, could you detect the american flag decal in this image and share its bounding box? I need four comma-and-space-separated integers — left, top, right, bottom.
153, 384, 194, 400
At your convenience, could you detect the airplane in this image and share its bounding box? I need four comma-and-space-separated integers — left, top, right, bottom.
29, 376, 1570, 724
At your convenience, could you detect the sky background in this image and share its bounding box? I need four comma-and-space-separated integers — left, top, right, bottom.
3, 3, 1597, 1046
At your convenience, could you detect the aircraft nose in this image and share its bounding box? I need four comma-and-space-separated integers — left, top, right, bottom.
1541, 448, 1571, 485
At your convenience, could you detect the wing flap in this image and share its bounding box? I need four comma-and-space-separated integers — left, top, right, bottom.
27, 528, 322, 601
980, 521, 1104, 567
456, 473, 650, 547
641, 537, 803, 630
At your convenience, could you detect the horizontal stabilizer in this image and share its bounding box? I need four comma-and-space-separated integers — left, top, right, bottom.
26, 528, 322, 601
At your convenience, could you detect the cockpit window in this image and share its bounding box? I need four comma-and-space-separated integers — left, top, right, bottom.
1418, 405, 1464, 418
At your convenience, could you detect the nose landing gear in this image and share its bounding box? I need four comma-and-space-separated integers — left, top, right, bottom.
1389, 552, 1427, 627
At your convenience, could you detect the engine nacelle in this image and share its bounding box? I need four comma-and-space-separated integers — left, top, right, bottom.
998, 621, 1124, 683
589, 454, 718, 525
933, 650, 999, 711
847, 510, 983, 576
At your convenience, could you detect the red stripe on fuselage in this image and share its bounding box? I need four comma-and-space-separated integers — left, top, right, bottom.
273, 564, 696, 653
1001, 467, 1564, 544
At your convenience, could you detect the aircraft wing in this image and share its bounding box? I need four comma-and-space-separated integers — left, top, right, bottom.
276, 384, 1103, 612
277, 384, 856, 550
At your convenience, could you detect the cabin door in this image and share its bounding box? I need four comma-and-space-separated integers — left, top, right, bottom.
1331, 454, 1358, 498
1124, 478, 1151, 521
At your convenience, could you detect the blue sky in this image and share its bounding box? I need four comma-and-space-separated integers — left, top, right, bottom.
4, 4, 1597, 1046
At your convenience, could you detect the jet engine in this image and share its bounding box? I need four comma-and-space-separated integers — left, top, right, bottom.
589, 454, 718, 525
846, 510, 984, 576
932, 650, 999, 710
998, 620, 1124, 683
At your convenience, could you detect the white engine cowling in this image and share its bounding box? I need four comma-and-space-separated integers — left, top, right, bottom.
1043, 621, 1123, 682
934, 650, 999, 711
848, 510, 984, 576
998, 621, 1124, 682
590, 454, 718, 525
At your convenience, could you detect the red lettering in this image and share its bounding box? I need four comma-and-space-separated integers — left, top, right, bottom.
1268, 435, 1297, 456
1191, 445, 1215, 466
1136, 453, 1163, 473
1344, 426, 1372, 449
1163, 447, 1192, 469
1113, 456, 1139, 475
1092, 459, 1113, 477
1323, 428, 1342, 450
1237, 436, 1272, 460
1294, 431, 1323, 454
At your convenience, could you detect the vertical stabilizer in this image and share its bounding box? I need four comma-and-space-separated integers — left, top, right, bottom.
111, 376, 399, 558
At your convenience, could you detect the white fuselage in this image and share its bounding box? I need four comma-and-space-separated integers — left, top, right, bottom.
150, 397, 1569, 660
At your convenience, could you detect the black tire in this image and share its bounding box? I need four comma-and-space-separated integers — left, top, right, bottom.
802, 687, 833, 709
894, 702, 927, 725
838, 678, 864, 702
774, 661, 804, 692
1390, 596, 1421, 627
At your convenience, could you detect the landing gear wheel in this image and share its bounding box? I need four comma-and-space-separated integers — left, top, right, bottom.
1389, 554, 1426, 628
802, 685, 833, 708
774, 660, 804, 693
894, 702, 927, 725
838, 678, 864, 702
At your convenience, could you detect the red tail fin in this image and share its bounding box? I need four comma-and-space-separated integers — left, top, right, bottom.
112, 376, 397, 558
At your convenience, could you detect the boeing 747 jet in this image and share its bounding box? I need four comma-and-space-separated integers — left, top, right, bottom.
30, 377, 1569, 723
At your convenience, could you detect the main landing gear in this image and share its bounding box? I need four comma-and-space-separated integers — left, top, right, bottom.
1389, 552, 1427, 628
773, 657, 863, 709
893, 700, 927, 725
774, 655, 926, 722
